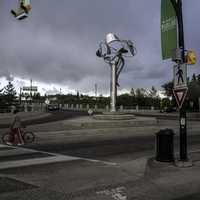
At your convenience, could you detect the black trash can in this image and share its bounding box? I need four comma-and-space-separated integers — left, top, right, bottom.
155, 129, 174, 162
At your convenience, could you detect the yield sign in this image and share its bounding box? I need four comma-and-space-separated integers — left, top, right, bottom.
173, 87, 188, 109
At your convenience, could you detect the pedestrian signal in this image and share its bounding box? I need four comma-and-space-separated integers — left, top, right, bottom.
186, 49, 197, 65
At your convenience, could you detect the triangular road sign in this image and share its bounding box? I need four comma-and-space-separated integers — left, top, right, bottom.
173, 87, 188, 109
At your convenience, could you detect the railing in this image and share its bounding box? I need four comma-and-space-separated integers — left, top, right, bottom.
63, 104, 160, 113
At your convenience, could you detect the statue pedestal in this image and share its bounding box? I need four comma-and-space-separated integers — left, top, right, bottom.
93, 112, 135, 120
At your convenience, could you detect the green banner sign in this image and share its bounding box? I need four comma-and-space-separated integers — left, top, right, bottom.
161, 0, 177, 60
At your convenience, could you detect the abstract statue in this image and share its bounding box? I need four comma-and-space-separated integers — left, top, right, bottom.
96, 33, 136, 112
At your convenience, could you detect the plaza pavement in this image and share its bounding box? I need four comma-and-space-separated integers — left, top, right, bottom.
0, 111, 200, 199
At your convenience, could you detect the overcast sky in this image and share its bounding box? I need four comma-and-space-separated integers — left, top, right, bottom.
0, 0, 199, 95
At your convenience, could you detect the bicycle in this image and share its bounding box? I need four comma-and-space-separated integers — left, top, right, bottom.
2, 128, 35, 145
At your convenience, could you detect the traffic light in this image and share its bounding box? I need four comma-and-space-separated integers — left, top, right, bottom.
11, 9, 28, 20
11, 0, 31, 20
186, 49, 197, 65
20, 0, 32, 12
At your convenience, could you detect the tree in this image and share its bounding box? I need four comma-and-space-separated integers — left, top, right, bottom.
188, 75, 200, 111
161, 81, 177, 107
134, 88, 147, 106
0, 87, 4, 105
161, 73, 200, 111
130, 88, 135, 96
76, 91, 80, 99
117, 93, 133, 107
135, 88, 146, 98
197, 74, 200, 84
148, 86, 157, 98
161, 98, 171, 108
146, 86, 160, 108
3, 81, 17, 106
161, 81, 173, 97
33, 92, 41, 102
191, 73, 197, 82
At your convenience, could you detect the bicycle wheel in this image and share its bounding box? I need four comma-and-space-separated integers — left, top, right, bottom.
23, 132, 35, 143
2, 132, 13, 145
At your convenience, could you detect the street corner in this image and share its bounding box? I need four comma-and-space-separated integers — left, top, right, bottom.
174, 159, 193, 168
144, 157, 178, 178
119, 157, 148, 179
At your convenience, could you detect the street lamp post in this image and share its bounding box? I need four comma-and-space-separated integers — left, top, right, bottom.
19, 87, 22, 105
96, 33, 136, 112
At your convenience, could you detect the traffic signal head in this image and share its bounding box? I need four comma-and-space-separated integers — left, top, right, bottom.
11, 9, 28, 20
11, 0, 31, 20
186, 49, 197, 65
20, 0, 32, 12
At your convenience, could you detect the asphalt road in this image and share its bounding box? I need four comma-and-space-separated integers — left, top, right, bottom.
0, 110, 88, 128
1, 112, 200, 200
25, 110, 88, 125
1, 111, 200, 164
24, 119, 200, 163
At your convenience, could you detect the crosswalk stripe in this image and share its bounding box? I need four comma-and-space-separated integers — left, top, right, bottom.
0, 144, 80, 170
0, 144, 117, 169
0, 155, 80, 170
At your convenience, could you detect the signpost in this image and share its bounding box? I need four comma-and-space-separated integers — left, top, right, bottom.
45, 99, 50, 105
173, 63, 188, 109
170, 0, 188, 162
199, 97, 200, 112
22, 84, 37, 108
161, 0, 196, 163
173, 87, 188, 109
173, 64, 187, 88
169, 0, 192, 163
22, 86, 37, 92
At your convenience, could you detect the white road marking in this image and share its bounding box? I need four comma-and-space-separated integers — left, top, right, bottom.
0, 155, 79, 170
18, 146, 117, 166
0, 144, 117, 169
82, 158, 117, 166
96, 186, 127, 200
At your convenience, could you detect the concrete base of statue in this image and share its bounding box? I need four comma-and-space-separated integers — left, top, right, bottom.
93, 111, 135, 120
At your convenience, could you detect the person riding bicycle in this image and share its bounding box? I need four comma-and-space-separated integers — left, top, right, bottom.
8, 109, 24, 145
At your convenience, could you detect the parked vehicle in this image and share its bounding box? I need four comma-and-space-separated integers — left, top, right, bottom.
47, 104, 59, 111
160, 107, 177, 113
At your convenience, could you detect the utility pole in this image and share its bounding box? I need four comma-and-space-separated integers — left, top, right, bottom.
30, 79, 32, 105
19, 87, 22, 105
171, 0, 188, 161
95, 83, 97, 99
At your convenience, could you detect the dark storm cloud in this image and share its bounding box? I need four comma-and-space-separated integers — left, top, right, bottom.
0, 0, 199, 93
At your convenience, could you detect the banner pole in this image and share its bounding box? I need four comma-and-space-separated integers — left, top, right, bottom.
171, 0, 188, 161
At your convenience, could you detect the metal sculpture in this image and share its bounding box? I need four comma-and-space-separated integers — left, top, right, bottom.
96, 33, 136, 112
11, 0, 32, 20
